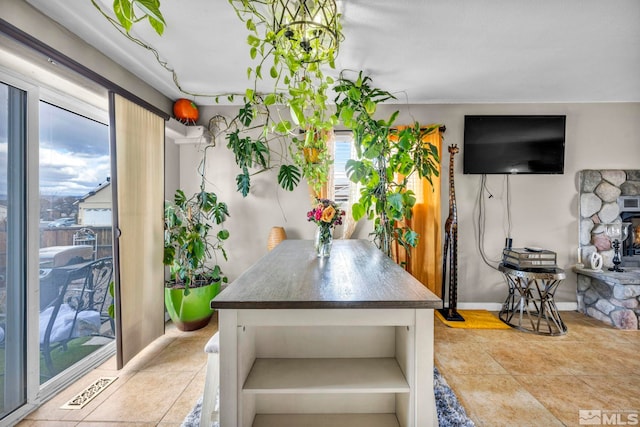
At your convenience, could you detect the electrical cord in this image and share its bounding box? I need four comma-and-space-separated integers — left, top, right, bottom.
476, 174, 501, 271
506, 175, 512, 239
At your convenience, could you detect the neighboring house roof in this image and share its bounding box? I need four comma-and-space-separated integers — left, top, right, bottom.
74, 179, 111, 205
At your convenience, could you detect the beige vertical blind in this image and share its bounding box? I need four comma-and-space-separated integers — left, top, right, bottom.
111, 93, 165, 369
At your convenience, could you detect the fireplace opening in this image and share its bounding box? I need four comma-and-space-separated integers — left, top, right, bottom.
620, 196, 640, 267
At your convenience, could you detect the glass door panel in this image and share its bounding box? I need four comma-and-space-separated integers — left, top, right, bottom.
38, 100, 113, 384
0, 81, 27, 418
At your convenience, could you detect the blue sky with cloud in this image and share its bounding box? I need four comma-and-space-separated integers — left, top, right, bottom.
1, 85, 110, 198
39, 101, 110, 196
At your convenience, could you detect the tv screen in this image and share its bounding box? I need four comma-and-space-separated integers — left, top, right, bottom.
463, 115, 566, 174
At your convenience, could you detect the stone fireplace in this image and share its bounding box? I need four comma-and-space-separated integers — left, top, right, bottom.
577, 170, 640, 329
579, 170, 640, 267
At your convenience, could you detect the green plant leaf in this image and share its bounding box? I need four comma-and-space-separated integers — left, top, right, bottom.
218, 229, 230, 240
148, 15, 164, 35
274, 120, 292, 134
135, 0, 165, 23
351, 202, 365, 220
236, 170, 251, 197
404, 229, 419, 247
345, 159, 368, 183
247, 34, 260, 47
238, 103, 253, 127
174, 189, 187, 206
251, 139, 269, 168
113, 0, 133, 31
277, 164, 301, 191
264, 93, 276, 106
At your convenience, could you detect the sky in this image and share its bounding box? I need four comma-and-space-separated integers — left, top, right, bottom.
0, 84, 110, 198
39, 101, 110, 196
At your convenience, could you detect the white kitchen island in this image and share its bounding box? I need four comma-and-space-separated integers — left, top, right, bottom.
210, 239, 442, 427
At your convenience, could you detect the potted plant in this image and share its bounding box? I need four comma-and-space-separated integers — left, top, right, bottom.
334, 71, 441, 258
164, 188, 230, 331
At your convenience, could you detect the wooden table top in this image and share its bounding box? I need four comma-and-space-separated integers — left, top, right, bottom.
211, 239, 442, 310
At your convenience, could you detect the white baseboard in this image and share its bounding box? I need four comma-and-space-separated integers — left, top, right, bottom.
457, 302, 578, 311
457, 302, 502, 311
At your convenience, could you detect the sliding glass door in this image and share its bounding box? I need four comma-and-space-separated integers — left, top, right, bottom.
0, 81, 28, 419
0, 66, 114, 423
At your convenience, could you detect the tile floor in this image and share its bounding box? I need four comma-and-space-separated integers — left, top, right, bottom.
17, 310, 640, 427
435, 311, 640, 427
18, 317, 219, 427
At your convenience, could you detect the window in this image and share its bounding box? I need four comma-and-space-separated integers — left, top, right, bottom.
332, 131, 354, 205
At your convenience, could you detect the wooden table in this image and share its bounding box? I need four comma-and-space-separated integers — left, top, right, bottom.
210, 239, 442, 427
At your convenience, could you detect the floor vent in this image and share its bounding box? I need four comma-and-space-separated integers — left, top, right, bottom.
60, 377, 118, 410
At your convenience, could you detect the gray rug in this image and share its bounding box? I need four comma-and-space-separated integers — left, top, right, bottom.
182, 367, 474, 427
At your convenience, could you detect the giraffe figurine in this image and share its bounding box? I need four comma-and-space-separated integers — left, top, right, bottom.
439, 144, 464, 321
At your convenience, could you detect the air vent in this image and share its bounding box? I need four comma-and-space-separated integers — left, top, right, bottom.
60, 377, 117, 410
619, 196, 640, 212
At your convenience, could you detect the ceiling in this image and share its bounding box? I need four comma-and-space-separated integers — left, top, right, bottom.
26, 0, 640, 106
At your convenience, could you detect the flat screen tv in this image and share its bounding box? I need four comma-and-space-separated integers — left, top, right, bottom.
463, 115, 566, 174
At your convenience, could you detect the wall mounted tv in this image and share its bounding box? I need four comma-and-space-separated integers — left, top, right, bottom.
463, 115, 566, 174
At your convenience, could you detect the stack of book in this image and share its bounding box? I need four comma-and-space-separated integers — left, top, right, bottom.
502, 248, 557, 270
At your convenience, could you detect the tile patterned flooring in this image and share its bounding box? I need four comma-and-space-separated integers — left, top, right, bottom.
435, 311, 640, 427
18, 319, 218, 427
17, 311, 640, 426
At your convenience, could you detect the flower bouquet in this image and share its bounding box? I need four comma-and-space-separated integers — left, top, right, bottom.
307, 198, 345, 257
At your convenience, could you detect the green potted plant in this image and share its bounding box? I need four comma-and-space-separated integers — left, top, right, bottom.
164, 188, 230, 331
334, 71, 441, 258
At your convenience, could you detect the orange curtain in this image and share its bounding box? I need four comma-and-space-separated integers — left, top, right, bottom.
392, 127, 443, 297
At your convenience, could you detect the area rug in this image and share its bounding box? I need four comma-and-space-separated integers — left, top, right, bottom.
436, 309, 511, 329
181, 367, 474, 427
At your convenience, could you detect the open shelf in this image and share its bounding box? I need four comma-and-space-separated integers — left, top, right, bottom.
253, 413, 400, 427
243, 358, 409, 394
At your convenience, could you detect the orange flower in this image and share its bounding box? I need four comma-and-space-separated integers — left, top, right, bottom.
321, 205, 336, 223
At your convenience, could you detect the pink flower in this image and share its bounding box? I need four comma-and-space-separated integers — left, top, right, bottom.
307, 198, 345, 228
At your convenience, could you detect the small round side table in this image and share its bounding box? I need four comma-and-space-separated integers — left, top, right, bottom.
498, 263, 567, 336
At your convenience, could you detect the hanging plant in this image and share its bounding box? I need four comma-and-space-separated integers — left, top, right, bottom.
96, 0, 344, 197
225, 0, 342, 196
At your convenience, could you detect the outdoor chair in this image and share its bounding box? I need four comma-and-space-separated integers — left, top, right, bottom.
39, 257, 114, 376
73, 227, 98, 260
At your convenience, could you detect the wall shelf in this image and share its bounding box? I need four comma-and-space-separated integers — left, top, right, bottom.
165, 117, 209, 145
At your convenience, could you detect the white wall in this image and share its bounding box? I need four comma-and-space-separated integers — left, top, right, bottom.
181, 103, 640, 305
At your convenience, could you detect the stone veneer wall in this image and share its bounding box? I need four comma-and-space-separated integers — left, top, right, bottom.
576, 269, 640, 329
579, 170, 640, 267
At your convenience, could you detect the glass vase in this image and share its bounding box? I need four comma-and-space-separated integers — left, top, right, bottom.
314, 226, 333, 257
